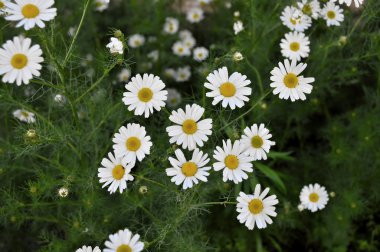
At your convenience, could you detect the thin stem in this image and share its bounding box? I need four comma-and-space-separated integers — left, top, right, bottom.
30, 79, 63, 91
193, 201, 237, 207
246, 59, 264, 95
132, 174, 167, 189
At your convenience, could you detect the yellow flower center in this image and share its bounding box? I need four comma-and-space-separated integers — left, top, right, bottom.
181, 162, 198, 177
0, 2, 4, 9
302, 4, 312, 15
193, 13, 199, 20
224, 155, 239, 170
219, 82, 236, 97
116, 244, 132, 252
309, 192, 319, 203
182, 119, 198, 135
138, 87, 153, 102
178, 47, 184, 53
290, 17, 297, 25
126, 137, 141, 151
22, 4, 40, 18
21, 111, 29, 117
11, 54, 28, 69
283, 73, 299, 88
290, 42, 300, 52
251, 135, 263, 148
327, 11, 336, 19
248, 199, 264, 214
112, 165, 125, 180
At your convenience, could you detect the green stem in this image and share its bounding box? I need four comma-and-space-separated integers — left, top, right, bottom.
246, 59, 264, 95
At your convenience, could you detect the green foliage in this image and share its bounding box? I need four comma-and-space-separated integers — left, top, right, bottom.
1, 0, 380, 251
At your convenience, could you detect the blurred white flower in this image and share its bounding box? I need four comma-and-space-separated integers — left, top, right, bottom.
193, 47, 209, 62
164, 68, 177, 79
75, 246, 101, 252
147, 50, 159, 62
118, 68, 131, 82
297, 0, 321, 20
281, 6, 312, 32
233, 52, 244, 61
13, 109, 36, 123
163, 17, 179, 34
172, 41, 191, 57
182, 36, 197, 49
175, 66, 191, 82
106, 37, 124, 54
54, 94, 67, 105
58, 187, 69, 198
179, 30, 193, 40
187, 7, 204, 23
167, 88, 182, 108
233, 20, 244, 35
95, 0, 110, 12
128, 34, 145, 48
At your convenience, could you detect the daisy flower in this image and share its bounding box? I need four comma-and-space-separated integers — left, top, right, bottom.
236, 184, 279, 230
182, 36, 196, 49
270, 59, 315, 101
128, 34, 145, 48
233, 20, 244, 35
280, 6, 312, 32
204, 67, 252, 110
94, 0, 109, 12
164, 68, 176, 79
0, 36, 43, 86
166, 104, 212, 150
167, 88, 182, 108
213, 139, 254, 184
122, 73, 168, 118
300, 183, 329, 212
163, 17, 179, 34
5, 0, 57, 30
166, 148, 211, 190
118, 68, 131, 82
75, 246, 101, 252
106, 37, 123, 55
186, 7, 204, 23
104, 228, 144, 252
241, 123, 275, 160
280, 31, 310, 62
98, 152, 134, 194
112, 123, 152, 165
193, 47, 209, 62
13, 109, 36, 123
179, 30, 193, 40
321, 1, 344, 27
172, 41, 191, 57
297, 0, 321, 19
332, 0, 363, 8
174, 66, 191, 82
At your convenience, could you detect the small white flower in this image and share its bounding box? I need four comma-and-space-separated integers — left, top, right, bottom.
163, 17, 179, 34
241, 123, 275, 160
172, 41, 191, 57
164, 68, 177, 79
270, 59, 315, 101
112, 123, 153, 165
167, 88, 182, 108
94, 0, 109, 11
183, 36, 197, 49
0, 36, 43, 86
233, 52, 244, 61
104, 228, 144, 252
321, 1, 344, 27
128, 34, 145, 48
147, 50, 159, 62
68, 26, 76, 37
332, 0, 363, 8
233, 20, 244, 34
193, 47, 209, 62
234, 11, 240, 17
213, 139, 254, 184
122, 73, 168, 118
280, 31, 310, 62
118, 68, 131, 82
297, 204, 305, 211
280, 6, 312, 32
179, 30, 193, 40
300, 183, 329, 212
297, 0, 321, 20
75, 246, 101, 252
4, 0, 57, 30
166, 148, 211, 190
13, 109, 36, 123
58, 187, 69, 198
204, 67, 252, 110
98, 152, 135, 194
174, 66, 191, 82
236, 184, 279, 230
166, 104, 212, 150
53, 94, 66, 104
106, 37, 124, 54
187, 7, 204, 23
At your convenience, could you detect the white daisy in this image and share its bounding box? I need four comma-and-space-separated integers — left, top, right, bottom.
128, 34, 145, 48
241, 123, 275, 160
0, 36, 43, 86
174, 66, 191, 82
13, 109, 36, 123
98, 152, 134, 194
94, 0, 109, 12
76, 246, 101, 252
236, 184, 279, 230
106, 37, 124, 55
172, 41, 191, 57
280, 6, 312, 32
270, 59, 315, 101
186, 7, 204, 23
213, 139, 254, 184
5, 0, 57, 30
280, 31, 310, 62
179, 30, 193, 40
321, 1, 344, 27
182, 36, 196, 49
112, 123, 152, 165
118, 68, 131, 82
193, 47, 209, 62
163, 17, 179, 34
233, 20, 244, 35
204, 67, 252, 110
332, 0, 363, 8
300, 183, 329, 212
166, 148, 211, 190
233, 52, 244, 61
104, 228, 144, 252
167, 88, 182, 108
297, 0, 321, 19
122, 73, 168, 118
166, 104, 212, 150
53, 93, 66, 105
164, 68, 176, 79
